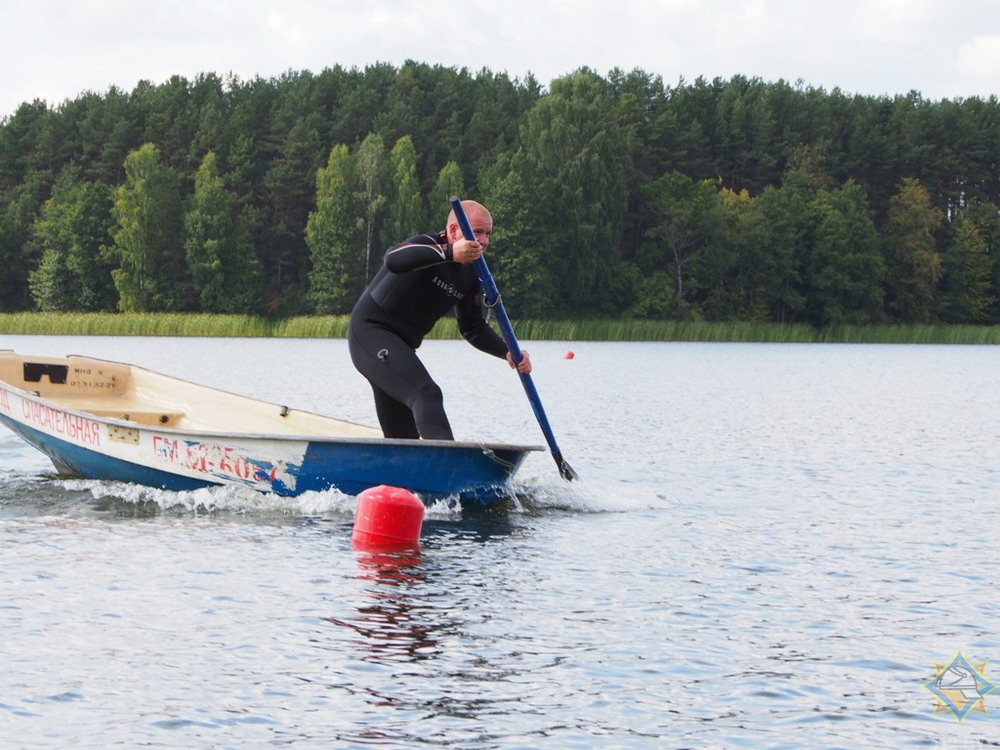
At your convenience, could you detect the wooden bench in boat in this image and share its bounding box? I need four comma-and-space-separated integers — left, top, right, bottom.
0, 355, 184, 427
3, 351, 384, 439
81, 409, 186, 427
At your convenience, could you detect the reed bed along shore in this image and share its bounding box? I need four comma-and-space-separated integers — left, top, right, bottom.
1, 312, 999, 344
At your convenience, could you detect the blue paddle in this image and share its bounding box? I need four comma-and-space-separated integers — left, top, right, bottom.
450, 196, 578, 481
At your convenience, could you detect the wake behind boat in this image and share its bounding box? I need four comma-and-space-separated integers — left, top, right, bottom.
0, 351, 542, 508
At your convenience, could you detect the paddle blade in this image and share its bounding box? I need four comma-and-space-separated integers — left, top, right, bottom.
554, 453, 579, 481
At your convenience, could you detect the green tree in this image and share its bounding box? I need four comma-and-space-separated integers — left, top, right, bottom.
642, 171, 725, 319
430, 161, 465, 222
884, 177, 943, 322
185, 152, 230, 311
962, 202, 1000, 322
480, 153, 560, 317
0, 164, 54, 311
802, 181, 885, 326
111, 143, 186, 311
383, 136, 426, 244
27, 230, 73, 312
306, 144, 364, 314
704, 187, 759, 320
938, 217, 994, 323
184, 151, 264, 313
29, 168, 116, 311
497, 70, 630, 315
355, 133, 388, 281
740, 184, 808, 323
737, 148, 835, 324
261, 114, 324, 312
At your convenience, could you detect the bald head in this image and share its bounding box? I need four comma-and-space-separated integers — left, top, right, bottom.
446, 200, 493, 248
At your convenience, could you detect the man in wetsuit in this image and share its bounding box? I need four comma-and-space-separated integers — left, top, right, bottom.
348, 200, 531, 440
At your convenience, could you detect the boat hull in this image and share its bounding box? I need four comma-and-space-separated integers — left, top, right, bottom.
0, 353, 539, 508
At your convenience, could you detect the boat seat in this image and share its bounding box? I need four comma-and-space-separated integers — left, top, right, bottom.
84, 409, 186, 427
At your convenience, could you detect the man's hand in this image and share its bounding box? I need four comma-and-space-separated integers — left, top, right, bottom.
453, 238, 483, 264
506, 349, 532, 374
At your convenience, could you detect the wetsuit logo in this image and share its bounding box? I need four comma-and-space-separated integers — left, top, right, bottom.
432, 276, 464, 300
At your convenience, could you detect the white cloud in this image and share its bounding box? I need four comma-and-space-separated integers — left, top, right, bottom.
955, 34, 1000, 74
948, 34, 1000, 99
1, 0, 999, 119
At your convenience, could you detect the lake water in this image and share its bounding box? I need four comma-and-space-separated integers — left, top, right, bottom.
1, 335, 998, 748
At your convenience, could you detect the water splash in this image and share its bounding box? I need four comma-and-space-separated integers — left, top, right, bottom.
508, 474, 678, 514
59, 478, 359, 516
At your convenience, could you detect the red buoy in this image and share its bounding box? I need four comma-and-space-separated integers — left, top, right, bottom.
352, 485, 425, 549
564, 350, 575, 359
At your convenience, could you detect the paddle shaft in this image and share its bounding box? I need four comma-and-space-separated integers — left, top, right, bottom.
449, 196, 577, 481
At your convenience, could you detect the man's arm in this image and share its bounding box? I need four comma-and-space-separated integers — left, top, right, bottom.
384, 234, 451, 273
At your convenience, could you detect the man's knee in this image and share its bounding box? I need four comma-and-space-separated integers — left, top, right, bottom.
413, 381, 445, 408
410, 382, 452, 440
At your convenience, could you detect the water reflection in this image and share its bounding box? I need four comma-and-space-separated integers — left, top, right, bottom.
327, 547, 437, 663
327, 513, 520, 667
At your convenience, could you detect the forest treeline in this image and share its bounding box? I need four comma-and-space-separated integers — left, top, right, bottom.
2, 61, 999, 326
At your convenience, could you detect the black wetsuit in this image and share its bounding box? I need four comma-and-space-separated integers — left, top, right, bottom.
348, 231, 508, 440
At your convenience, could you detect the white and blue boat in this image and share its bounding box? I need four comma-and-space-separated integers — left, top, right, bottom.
0, 351, 541, 508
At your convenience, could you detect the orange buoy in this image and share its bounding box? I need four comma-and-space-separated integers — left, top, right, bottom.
352, 485, 424, 549
564, 350, 575, 359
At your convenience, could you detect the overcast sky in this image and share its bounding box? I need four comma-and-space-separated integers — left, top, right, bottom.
2, 0, 999, 120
